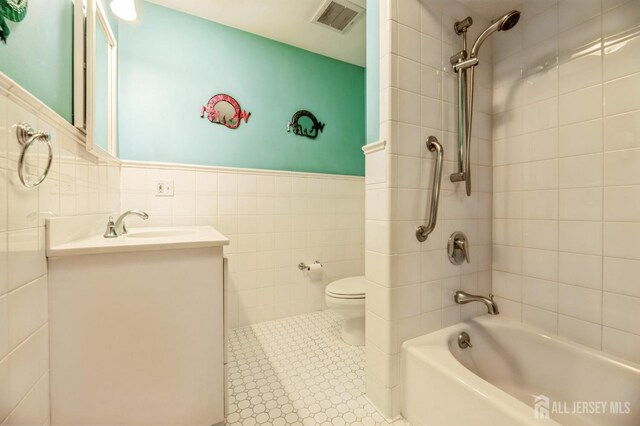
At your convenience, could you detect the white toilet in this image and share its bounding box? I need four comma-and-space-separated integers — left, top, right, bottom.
325, 275, 366, 346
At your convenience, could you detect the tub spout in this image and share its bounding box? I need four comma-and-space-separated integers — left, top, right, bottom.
454, 291, 499, 315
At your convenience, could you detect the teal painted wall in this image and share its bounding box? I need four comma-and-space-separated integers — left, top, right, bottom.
366, 0, 379, 144
0, 0, 73, 122
118, 1, 365, 176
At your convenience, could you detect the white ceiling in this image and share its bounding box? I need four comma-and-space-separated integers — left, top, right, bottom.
145, 0, 367, 67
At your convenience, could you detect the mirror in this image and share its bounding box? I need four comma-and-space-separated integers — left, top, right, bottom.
214, 101, 237, 127
74, 0, 118, 158
200, 93, 251, 129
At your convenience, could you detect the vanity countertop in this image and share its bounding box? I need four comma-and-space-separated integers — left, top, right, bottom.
47, 224, 229, 257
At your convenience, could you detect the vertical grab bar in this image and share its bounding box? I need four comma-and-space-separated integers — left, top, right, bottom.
416, 136, 444, 242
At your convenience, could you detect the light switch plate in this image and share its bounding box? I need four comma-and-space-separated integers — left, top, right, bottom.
154, 180, 174, 196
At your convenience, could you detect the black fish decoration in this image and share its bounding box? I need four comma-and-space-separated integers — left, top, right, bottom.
287, 110, 325, 140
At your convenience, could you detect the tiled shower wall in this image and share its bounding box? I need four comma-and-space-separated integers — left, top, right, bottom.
0, 77, 121, 425
365, 0, 493, 417
493, 0, 640, 362
120, 162, 365, 328
491, 0, 640, 364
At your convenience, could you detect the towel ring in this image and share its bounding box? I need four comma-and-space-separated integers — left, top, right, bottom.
16, 122, 53, 188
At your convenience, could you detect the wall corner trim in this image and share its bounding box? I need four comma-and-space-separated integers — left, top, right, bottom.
362, 140, 386, 155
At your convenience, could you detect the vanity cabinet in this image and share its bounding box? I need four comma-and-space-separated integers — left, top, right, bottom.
47, 222, 228, 426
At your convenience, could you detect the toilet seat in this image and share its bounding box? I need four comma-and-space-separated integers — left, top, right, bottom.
325, 276, 365, 299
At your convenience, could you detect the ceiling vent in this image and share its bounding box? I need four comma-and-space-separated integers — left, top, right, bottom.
312, 0, 364, 34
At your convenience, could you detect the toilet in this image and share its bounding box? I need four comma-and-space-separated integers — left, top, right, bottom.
325, 275, 366, 346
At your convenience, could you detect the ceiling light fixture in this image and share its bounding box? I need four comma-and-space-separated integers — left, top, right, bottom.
110, 0, 137, 21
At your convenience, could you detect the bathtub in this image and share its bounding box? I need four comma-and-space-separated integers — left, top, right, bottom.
401, 315, 640, 426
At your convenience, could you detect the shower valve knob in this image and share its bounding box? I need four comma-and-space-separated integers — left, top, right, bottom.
448, 231, 470, 265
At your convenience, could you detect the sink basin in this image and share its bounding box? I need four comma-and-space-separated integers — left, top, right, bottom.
46, 217, 229, 257
125, 229, 198, 238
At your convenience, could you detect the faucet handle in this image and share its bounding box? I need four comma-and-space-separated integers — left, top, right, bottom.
103, 216, 118, 238
448, 231, 470, 265
455, 238, 470, 263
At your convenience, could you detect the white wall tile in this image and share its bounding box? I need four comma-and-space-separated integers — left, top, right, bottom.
604, 149, 640, 186
3, 372, 49, 426
523, 7, 558, 47
604, 72, 640, 116
488, 0, 640, 370
559, 0, 602, 31
559, 221, 603, 256
559, 154, 603, 188
603, 257, 640, 298
558, 283, 602, 323
603, 327, 640, 364
523, 305, 558, 334
558, 17, 601, 64
522, 248, 558, 282
604, 110, 640, 151
603, 292, 640, 335
558, 252, 602, 290
522, 220, 557, 250
604, 186, 640, 221
7, 325, 48, 414
559, 119, 602, 157
0, 232, 6, 297
398, 57, 421, 93
398, 24, 421, 62
558, 315, 601, 349
602, 0, 640, 38
604, 34, 640, 81
0, 294, 7, 360
522, 160, 557, 191
522, 190, 558, 220
604, 222, 640, 259
7, 276, 47, 351
523, 277, 558, 312
7, 228, 45, 292
559, 85, 602, 126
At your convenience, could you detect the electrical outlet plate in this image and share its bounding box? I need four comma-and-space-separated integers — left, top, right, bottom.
154, 180, 174, 197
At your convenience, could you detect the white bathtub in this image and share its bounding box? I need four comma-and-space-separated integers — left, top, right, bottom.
401, 315, 640, 426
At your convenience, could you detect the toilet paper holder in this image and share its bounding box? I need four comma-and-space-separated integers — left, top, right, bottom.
298, 260, 322, 271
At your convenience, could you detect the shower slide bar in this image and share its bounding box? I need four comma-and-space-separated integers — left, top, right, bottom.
416, 136, 443, 242
449, 11, 521, 197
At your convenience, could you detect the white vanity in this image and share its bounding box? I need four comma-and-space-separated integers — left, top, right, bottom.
46, 215, 229, 426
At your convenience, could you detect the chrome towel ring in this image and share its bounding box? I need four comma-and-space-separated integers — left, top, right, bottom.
16, 122, 53, 188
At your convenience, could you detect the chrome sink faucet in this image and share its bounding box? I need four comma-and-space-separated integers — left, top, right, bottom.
454, 290, 499, 315
104, 210, 149, 238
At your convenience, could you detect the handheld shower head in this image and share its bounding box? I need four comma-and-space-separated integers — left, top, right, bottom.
499, 10, 521, 31
470, 10, 520, 56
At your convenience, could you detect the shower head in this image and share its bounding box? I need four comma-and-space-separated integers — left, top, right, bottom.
499, 10, 521, 31
470, 10, 521, 56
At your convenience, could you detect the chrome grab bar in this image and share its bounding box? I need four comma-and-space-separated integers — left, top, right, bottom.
416, 136, 444, 242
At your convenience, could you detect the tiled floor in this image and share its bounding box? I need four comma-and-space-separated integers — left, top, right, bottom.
225, 310, 399, 426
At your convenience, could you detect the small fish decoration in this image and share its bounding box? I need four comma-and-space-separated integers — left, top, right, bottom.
200, 94, 250, 130
287, 110, 325, 140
